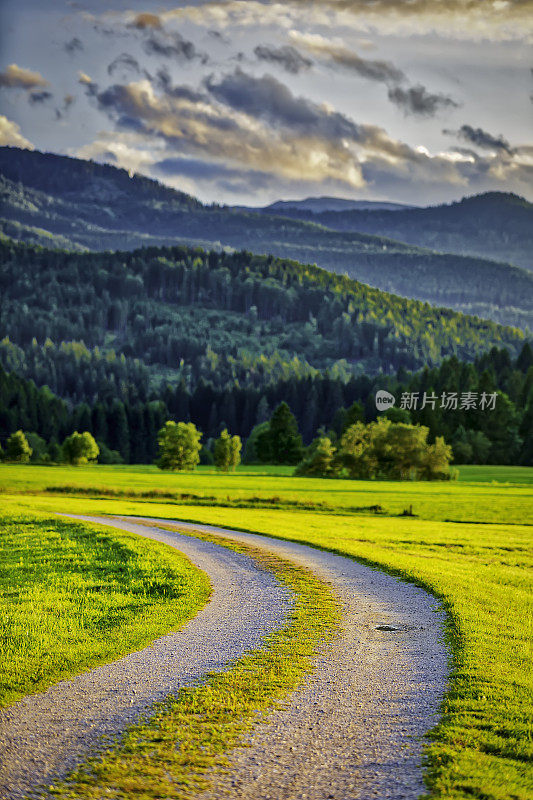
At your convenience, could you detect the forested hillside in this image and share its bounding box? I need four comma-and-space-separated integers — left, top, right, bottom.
0, 239, 525, 402
255, 192, 533, 273
1, 344, 531, 466
2, 148, 532, 330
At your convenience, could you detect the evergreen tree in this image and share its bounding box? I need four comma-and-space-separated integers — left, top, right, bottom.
242, 422, 269, 464
26, 432, 48, 462
257, 402, 303, 464
108, 401, 130, 462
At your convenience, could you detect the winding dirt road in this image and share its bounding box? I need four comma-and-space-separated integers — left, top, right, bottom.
0, 515, 448, 800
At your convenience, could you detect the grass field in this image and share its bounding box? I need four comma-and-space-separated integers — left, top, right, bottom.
1, 463, 532, 524
1, 463, 532, 799
0, 509, 210, 707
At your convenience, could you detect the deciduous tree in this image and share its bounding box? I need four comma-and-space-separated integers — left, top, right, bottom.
157, 421, 202, 471
5, 430, 32, 463
62, 431, 99, 466
213, 429, 242, 472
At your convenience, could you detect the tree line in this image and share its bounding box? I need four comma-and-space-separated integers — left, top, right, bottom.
1, 342, 532, 466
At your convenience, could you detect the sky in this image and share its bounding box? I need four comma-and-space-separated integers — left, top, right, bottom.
0, 0, 532, 206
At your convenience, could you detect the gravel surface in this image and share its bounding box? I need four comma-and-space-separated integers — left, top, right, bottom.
0, 516, 290, 800
134, 517, 450, 800
1, 514, 449, 800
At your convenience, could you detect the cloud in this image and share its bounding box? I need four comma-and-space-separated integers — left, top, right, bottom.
204, 69, 366, 142
0, 64, 49, 90
289, 32, 404, 85
388, 84, 459, 117
65, 37, 83, 55
290, 31, 458, 117
107, 53, 141, 77
0, 115, 34, 149
134, 1, 533, 43
55, 93, 76, 120
142, 31, 204, 61
444, 124, 515, 154
81, 69, 533, 203
85, 74, 365, 186
254, 44, 312, 74
152, 156, 275, 193
78, 71, 99, 98
28, 90, 53, 105
128, 12, 162, 29
76, 130, 164, 175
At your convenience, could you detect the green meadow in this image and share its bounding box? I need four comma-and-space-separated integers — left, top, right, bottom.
1, 462, 532, 799
1, 462, 532, 524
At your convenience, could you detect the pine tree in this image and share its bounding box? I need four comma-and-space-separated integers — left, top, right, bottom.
257, 402, 303, 465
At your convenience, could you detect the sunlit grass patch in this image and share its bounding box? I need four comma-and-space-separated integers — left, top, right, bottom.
0, 511, 210, 706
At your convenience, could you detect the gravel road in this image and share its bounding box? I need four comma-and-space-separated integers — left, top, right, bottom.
1, 514, 449, 800
131, 517, 449, 800
0, 516, 290, 800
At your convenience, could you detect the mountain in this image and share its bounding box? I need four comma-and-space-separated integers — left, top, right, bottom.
1, 147, 532, 331
249, 192, 533, 273
262, 197, 415, 213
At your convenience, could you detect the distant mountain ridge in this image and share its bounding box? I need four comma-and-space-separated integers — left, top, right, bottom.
1, 146, 532, 332
248, 191, 533, 272
263, 197, 415, 213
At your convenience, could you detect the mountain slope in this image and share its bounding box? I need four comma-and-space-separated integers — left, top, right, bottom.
1, 147, 532, 331
250, 192, 533, 272
0, 238, 525, 400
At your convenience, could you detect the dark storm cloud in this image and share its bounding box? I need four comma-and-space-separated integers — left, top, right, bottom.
388, 84, 459, 117
330, 51, 404, 84
444, 124, 515, 154
154, 156, 267, 182
254, 44, 312, 74
65, 37, 83, 55
292, 37, 403, 85
142, 31, 205, 62
205, 69, 364, 141
28, 90, 53, 104
107, 53, 141, 77
153, 157, 275, 194
292, 34, 457, 117
155, 67, 207, 102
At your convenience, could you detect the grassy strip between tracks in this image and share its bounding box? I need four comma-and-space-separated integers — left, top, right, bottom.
0, 511, 211, 707
45, 521, 341, 800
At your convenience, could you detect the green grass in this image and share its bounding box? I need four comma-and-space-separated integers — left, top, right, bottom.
1, 463, 532, 524
0, 510, 210, 707
45, 522, 341, 800
1, 462, 532, 798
